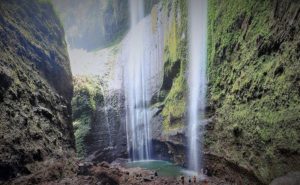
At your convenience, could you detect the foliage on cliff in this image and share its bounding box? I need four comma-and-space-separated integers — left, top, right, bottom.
207, 0, 300, 183
154, 0, 188, 132
72, 76, 103, 157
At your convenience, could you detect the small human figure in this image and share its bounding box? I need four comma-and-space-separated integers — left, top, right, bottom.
193, 176, 196, 183
188, 177, 191, 183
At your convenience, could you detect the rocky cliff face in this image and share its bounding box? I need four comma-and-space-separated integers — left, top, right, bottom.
72, 76, 103, 157
149, 0, 188, 165
149, 0, 300, 184
206, 0, 300, 183
72, 76, 127, 162
0, 0, 74, 181
85, 88, 127, 163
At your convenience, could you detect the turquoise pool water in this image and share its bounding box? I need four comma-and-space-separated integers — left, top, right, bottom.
126, 160, 197, 177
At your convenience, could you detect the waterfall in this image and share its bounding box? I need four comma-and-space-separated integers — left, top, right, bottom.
120, 1, 165, 161
187, 0, 208, 172
100, 85, 113, 147
126, 0, 150, 161
129, 0, 144, 26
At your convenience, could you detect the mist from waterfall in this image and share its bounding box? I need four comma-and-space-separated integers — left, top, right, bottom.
187, 0, 208, 172
100, 85, 113, 147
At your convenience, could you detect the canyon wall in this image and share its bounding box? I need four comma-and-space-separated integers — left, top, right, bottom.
0, 0, 74, 181
150, 0, 189, 165
72, 75, 127, 162
150, 0, 300, 184
7, 0, 296, 184
206, 0, 300, 183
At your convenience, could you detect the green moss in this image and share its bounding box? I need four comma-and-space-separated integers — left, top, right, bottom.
73, 118, 90, 157
156, 0, 188, 132
72, 76, 103, 157
151, 5, 158, 33
207, 0, 300, 183
164, 20, 179, 62
162, 75, 187, 130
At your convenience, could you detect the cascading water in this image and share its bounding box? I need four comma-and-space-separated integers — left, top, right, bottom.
120, 0, 165, 161
129, 0, 144, 26
100, 84, 113, 147
187, 0, 208, 172
126, 0, 150, 161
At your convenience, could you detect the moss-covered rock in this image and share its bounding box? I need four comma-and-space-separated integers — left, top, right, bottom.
0, 0, 74, 180
206, 0, 300, 183
154, 0, 188, 132
72, 76, 103, 157
72, 74, 127, 161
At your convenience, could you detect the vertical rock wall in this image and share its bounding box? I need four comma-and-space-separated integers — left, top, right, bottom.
149, 0, 300, 184
207, 0, 300, 183
150, 0, 189, 165
0, 0, 74, 180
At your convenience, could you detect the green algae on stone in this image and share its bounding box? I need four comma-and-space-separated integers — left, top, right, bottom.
206, 0, 300, 183
155, 0, 188, 132
72, 76, 103, 157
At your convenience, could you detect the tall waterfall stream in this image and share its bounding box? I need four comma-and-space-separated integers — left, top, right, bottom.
122, 0, 164, 161
187, 0, 208, 172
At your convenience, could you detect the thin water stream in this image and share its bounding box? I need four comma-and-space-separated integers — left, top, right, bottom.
187, 0, 208, 172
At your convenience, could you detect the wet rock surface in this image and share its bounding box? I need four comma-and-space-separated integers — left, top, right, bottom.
86, 89, 127, 162
0, 0, 74, 181
72, 76, 127, 161
206, 0, 300, 183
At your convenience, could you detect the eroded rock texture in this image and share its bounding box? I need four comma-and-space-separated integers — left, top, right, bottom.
85, 88, 127, 162
0, 0, 74, 181
150, 0, 300, 184
72, 76, 127, 162
207, 0, 300, 183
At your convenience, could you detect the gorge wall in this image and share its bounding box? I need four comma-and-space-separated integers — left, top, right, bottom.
5, 0, 296, 184
206, 0, 300, 183
150, 0, 189, 165
47, 0, 300, 184
72, 75, 127, 162
150, 0, 300, 184
0, 0, 74, 181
